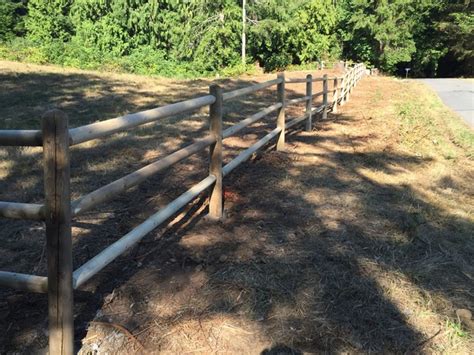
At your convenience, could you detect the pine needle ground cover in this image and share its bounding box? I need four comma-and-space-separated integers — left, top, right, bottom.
0, 61, 473, 353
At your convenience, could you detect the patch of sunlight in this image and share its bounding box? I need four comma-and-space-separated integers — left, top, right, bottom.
71, 226, 91, 237
355, 166, 415, 186
287, 167, 301, 177
225, 136, 257, 149
17, 146, 42, 156
181, 116, 208, 129
147, 315, 270, 353
180, 233, 224, 250
279, 177, 297, 189
355, 257, 471, 352
0, 160, 13, 179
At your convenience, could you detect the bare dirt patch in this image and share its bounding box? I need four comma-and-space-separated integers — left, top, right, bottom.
1, 62, 473, 354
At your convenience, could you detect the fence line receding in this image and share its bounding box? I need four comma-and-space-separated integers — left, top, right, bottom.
0, 63, 365, 354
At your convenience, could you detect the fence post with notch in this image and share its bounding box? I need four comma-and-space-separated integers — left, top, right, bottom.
42, 109, 74, 355
208, 84, 224, 220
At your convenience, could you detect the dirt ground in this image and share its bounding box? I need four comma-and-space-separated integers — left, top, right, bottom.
0, 61, 473, 354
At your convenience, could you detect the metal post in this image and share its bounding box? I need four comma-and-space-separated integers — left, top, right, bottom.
305, 74, 312, 131
42, 110, 74, 355
208, 85, 223, 219
276, 73, 285, 150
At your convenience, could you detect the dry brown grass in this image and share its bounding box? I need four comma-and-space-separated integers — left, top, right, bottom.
1, 61, 473, 354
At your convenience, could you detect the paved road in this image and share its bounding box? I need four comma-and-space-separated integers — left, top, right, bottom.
418, 79, 473, 128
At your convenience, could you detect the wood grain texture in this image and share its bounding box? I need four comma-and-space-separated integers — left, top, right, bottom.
42, 110, 74, 355
209, 84, 224, 219
276, 73, 286, 151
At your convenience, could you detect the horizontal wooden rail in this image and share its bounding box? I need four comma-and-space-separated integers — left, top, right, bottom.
312, 105, 325, 114
0, 201, 45, 220
71, 135, 216, 216
0, 63, 367, 355
72, 175, 216, 288
285, 77, 324, 84
0, 130, 42, 146
69, 95, 216, 145
222, 103, 282, 139
285, 78, 308, 84
0, 271, 48, 293
222, 78, 281, 101
222, 127, 281, 176
287, 96, 310, 105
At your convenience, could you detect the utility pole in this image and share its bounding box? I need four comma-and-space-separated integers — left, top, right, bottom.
242, 0, 246, 65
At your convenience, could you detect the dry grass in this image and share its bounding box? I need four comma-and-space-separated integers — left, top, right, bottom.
0, 61, 473, 354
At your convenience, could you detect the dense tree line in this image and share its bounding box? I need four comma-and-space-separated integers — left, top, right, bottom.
0, 0, 472, 77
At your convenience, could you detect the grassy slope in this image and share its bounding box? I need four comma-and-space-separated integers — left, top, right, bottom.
0, 62, 473, 353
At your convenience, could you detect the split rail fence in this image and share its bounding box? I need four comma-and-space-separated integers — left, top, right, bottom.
0, 63, 365, 354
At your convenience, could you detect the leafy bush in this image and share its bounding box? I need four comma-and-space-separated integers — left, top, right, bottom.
4, 0, 469, 78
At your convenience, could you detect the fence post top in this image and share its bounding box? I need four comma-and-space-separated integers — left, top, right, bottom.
277, 72, 285, 79
209, 83, 222, 90
209, 84, 223, 98
306, 73, 312, 79
41, 109, 68, 120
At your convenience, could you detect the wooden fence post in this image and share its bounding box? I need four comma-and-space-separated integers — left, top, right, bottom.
208, 84, 223, 219
305, 74, 312, 131
345, 71, 351, 103
276, 73, 285, 150
332, 77, 339, 114
355, 65, 360, 86
340, 75, 346, 106
42, 110, 74, 355
349, 67, 355, 94
322, 74, 328, 120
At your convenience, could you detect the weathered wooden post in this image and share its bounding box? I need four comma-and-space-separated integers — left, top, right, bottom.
42, 110, 74, 355
276, 73, 285, 150
332, 77, 339, 114
322, 74, 328, 120
345, 71, 351, 103
305, 74, 313, 131
208, 84, 223, 219
349, 67, 355, 94
355, 65, 360, 86
340, 75, 346, 106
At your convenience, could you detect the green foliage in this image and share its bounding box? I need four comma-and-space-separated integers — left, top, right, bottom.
26, 0, 73, 43
0, 0, 26, 41
290, 0, 339, 63
0, 0, 472, 77
248, 0, 339, 71
342, 0, 418, 72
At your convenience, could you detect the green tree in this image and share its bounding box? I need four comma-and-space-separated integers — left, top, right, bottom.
248, 0, 340, 71
342, 0, 417, 72
0, 0, 26, 41
26, 0, 73, 43
436, 0, 473, 76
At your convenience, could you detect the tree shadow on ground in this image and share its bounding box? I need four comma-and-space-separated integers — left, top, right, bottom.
1, 69, 472, 353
